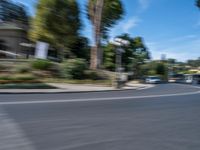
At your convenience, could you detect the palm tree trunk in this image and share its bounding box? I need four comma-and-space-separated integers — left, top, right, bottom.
90, 0, 104, 70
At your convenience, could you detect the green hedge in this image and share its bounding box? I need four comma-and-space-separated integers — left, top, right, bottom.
31, 59, 53, 70
15, 65, 31, 73
84, 70, 108, 80
62, 59, 87, 79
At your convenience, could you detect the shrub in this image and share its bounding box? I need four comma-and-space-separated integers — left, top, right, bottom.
13, 75, 36, 81
0, 74, 37, 84
62, 59, 87, 79
0, 76, 10, 80
0, 64, 6, 71
31, 59, 53, 70
15, 65, 31, 73
84, 70, 108, 80
48, 63, 61, 77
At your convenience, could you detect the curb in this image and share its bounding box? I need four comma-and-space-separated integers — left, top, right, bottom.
0, 85, 153, 94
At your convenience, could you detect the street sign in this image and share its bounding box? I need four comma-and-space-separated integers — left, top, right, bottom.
109, 40, 122, 46
114, 38, 130, 46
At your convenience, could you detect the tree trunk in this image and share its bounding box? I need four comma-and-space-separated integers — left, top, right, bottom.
90, 0, 104, 70
90, 46, 98, 69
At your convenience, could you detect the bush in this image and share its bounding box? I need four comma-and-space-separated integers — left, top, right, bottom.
0, 64, 6, 71
31, 59, 53, 70
15, 65, 31, 73
0, 74, 38, 84
48, 63, 61, 77
0, 76, 10, 80
13, 75, 36, 81
84, 70, 108, 80
62, 59, 87, 79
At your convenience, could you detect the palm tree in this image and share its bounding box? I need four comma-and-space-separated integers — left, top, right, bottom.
197, 0, 200, 8
87, 0, 124, 69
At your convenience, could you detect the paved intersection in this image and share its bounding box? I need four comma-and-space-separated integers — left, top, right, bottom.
0, 83, 200, 150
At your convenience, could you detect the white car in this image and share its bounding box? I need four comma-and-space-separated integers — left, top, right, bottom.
145, 76, 161, 84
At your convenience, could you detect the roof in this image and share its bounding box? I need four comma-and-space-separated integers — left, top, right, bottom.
0, 23, 24, 30
0, 50, 21, 56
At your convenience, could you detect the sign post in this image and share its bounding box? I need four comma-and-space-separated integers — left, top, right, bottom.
110, 38, 130, 89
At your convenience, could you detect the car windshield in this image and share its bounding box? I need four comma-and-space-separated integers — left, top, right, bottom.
149, 77, 160, 79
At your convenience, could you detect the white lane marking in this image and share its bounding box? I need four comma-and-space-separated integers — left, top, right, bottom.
136, 85, 155, 90
0, 108, 35, 150
0, 90, 200, 105
173, 83, 200, 89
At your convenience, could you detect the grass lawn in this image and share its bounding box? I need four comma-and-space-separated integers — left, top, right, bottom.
0, 83, 57, 89
41, 78, 112, 86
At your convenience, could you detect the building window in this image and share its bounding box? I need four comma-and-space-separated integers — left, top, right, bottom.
0, 39, 7, 50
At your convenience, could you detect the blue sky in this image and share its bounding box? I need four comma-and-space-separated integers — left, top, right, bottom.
12, 0, 200, 61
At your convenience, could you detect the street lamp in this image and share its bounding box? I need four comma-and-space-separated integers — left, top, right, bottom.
110, 38, 130, 88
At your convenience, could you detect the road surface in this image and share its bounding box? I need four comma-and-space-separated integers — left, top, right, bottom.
0, 83, 200, 150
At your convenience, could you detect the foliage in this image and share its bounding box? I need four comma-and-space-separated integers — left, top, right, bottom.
156, 63, 167, 76
141, 61, 168, 79
87, 0, 124, 69
31, 59, 53, 70
0, 83, 56, 89
41, 78, 112, 85
15, 65, 31, 73
11, 75, 36, 81
167, 58, 176, 64
103, 44, 116, 71
0, 74, 37, 84
87, 0, 124, 39
187, 58, 200, 67
182, 70, 198, 74
84, 70, 109, 80
29, 0, 81, 56
65, 36, 90, 60
0, 64, 6, 71
62, 59, 87, 79
196, 0, 200, 8
103, 34, 150, 77
0, 0, 28, 24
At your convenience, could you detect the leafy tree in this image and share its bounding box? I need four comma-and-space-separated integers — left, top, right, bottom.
167, 58, 176, 64
103, 43, 116, 71
0, 0, 28, 24
30, 0, 81, 59
87, 0, 124, 69
64, 36, 90, 61
62, 59, 87, 79
156, 63, 167, 75
187, 58, 200, 67
117, 34, 150, 75
141, 61, 168, 80
196, 0, 200, 8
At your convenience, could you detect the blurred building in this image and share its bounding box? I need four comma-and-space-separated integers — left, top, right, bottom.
0, 22, 29, 58
0, 0, 30, 58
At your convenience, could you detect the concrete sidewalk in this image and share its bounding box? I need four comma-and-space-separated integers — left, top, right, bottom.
0, 82, 154, 94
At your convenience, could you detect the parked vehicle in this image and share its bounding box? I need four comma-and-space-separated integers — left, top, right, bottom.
168, 74, 185, 83
185, 74, 200, 84
145, 76, 161, 84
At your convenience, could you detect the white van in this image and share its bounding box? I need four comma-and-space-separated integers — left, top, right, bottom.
185, 74, 200, 84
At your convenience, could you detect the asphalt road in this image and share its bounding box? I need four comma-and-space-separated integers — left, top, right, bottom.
0, 83, 200, 150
